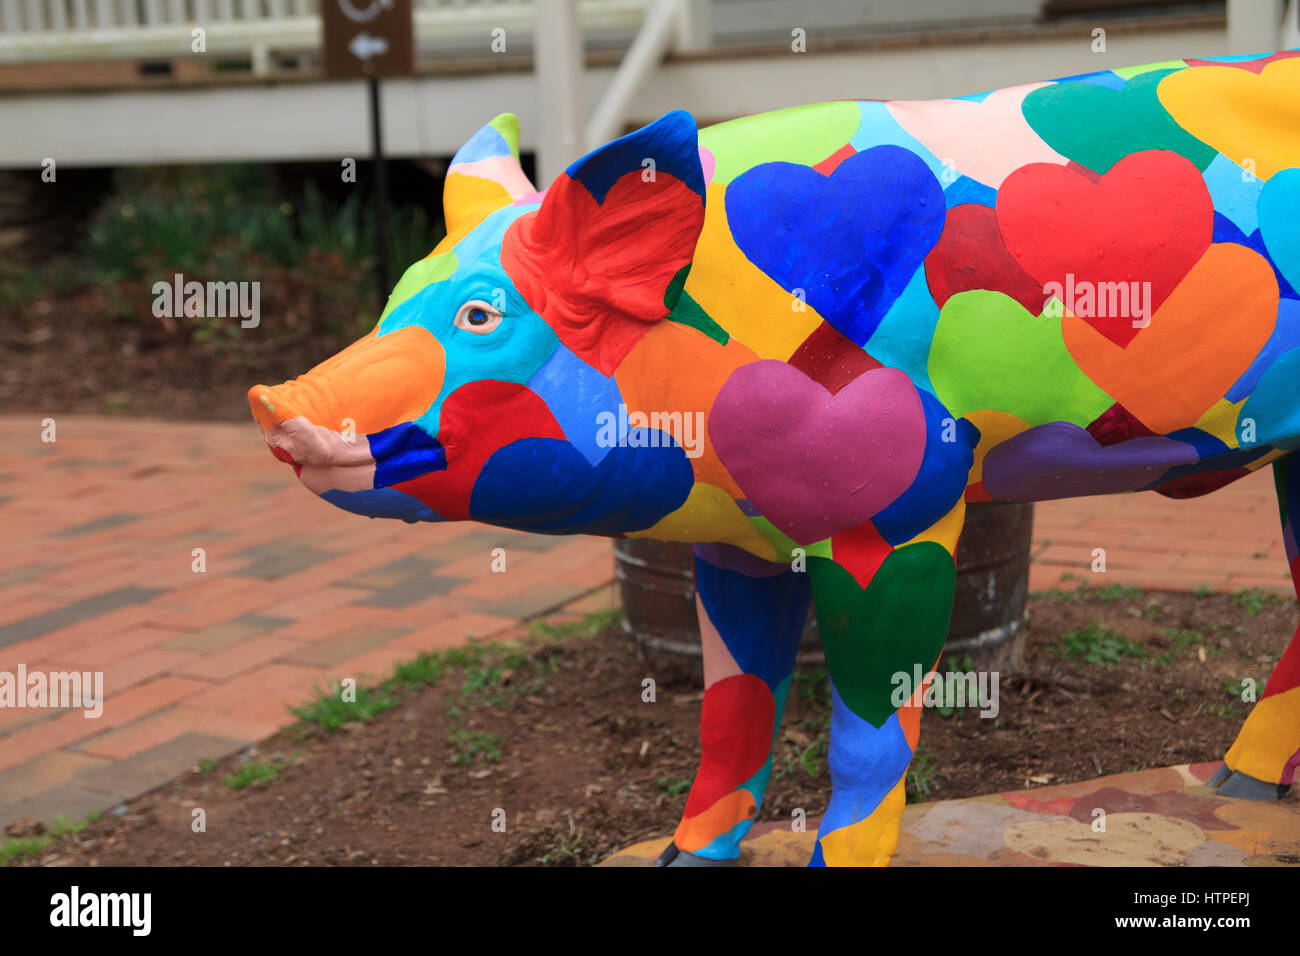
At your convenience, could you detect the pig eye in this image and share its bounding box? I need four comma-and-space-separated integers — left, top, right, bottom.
454, 300, 502, 335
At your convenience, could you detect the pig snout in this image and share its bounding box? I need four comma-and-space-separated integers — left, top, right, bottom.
247, 326, 448, 497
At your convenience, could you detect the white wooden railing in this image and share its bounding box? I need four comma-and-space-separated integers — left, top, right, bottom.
0, 0, 648, 67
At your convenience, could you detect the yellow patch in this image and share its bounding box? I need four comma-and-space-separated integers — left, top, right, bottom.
442, 172, 512, 238
819, 776, 907, 866
1157, 58, 1300, 180
1224, 686, 1300, 783
963, 409, 1031, 484
628, 483, 778, 561
685, 183, 822, 360
905, 498, 967, 553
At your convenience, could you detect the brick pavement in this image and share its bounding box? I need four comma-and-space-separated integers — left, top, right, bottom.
0, 414, 616, 829
0, 414, 1293, 830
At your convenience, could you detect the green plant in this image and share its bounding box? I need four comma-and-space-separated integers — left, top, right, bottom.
538, 828, 601, 867
656, 775, 692, 797
0, 812, 99, 866
1091, 584, 1143, 604
529, 608, 622, 642
224, 761, 280, 790
289, 681, 401, 730
1233, 588, 1287, 617
906, 750, 938, 803
1053, 623, 1148, 666
449, 727, 503, 765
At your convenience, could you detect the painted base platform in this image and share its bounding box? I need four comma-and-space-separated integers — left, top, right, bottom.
600, 762, 1300, 867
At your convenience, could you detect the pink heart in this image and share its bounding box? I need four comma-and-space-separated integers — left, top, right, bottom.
709, 361, 926, 545
886, 83, 1067, 188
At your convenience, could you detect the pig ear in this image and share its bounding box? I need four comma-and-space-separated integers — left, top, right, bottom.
443, 113, 538, 237
501, 110, 707, 376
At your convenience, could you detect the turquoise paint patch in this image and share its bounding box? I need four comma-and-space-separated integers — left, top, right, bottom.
851, 101, 948, 183
864, 264, 940, 394
1204, 152, 1264, 236
377, 203, 559, 436
1259, 169, 1300, 293
1240, 347, 1300, 451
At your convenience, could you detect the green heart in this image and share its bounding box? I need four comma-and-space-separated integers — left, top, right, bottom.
928, 290, 1112, 428
1022, 70, 1216, 174
810, 542, 955, 728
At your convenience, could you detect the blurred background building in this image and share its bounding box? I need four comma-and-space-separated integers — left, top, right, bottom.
2, 0, 1299, 180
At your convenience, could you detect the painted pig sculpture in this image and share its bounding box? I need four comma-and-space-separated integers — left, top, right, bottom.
251, 51, 1300, 866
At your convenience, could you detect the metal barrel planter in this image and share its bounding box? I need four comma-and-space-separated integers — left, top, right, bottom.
614, 501, 1034, 672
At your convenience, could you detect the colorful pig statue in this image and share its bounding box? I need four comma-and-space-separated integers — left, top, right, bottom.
251, 50, 1300, 866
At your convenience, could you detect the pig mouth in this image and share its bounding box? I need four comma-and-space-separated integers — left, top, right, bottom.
256, 414, 379, 496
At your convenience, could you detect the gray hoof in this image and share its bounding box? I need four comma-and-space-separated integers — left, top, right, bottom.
652, 842, 737, 867
1208, 762, 1290, 801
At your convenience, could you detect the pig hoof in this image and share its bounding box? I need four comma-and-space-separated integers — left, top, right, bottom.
652, 841, 737, 867
1207, 763, 1290, 800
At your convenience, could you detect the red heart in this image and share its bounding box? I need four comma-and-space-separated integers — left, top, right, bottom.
996, 150, 1213, 347
925, 203, 1044, 314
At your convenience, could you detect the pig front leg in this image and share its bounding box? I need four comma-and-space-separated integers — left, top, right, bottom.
653, 543, 812, 866
805, 502, 966, 866
1212, 455, 1300, 799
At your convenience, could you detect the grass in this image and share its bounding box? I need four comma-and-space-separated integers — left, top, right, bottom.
288, 681, 401, 731
538, 828, 603, 867
656, 775, 692, 797
529, 607, 622, 642
906, 750, 939, 803
224, 761, 281, 790
1030, 580, 1148, 604
1052, 623, 1148, 666
448, 728, 503, 765
1152, 627, 1203, 666
1, 812, 100, 866
1232, 587, 1288, 617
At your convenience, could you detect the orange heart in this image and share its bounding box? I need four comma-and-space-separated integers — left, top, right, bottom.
1061, 243, 1277, 434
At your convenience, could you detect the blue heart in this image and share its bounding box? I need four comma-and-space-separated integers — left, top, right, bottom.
469, 435, 694, 535
726, 146, 944, 345
1259, 169, 1300, 295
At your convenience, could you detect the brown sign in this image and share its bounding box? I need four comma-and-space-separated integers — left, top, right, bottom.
322, 0, 413, 79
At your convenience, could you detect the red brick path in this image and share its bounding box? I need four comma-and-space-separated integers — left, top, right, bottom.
0, 415, 1293, 829
0, 415, 616, 828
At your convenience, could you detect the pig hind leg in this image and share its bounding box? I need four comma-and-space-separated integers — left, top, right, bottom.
654, 544, 812, 866
1211, 454, 1300, 799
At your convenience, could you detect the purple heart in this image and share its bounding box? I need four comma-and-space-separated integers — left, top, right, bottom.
982, 422, 1198, 501
725, 146, 944, 345
709, 361, 926, 545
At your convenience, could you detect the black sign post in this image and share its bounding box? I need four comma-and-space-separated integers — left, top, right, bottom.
321, 0, 414, 312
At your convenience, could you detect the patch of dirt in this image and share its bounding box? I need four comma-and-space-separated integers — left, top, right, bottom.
24, 587, 1295, 866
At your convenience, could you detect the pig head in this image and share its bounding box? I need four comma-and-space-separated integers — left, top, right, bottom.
249, 112, 708, 535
